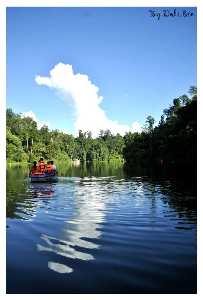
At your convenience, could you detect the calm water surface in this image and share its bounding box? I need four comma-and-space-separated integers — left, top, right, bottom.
7, 164, 197, 293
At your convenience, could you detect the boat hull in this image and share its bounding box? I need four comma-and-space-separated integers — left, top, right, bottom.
30, 174, 58, 183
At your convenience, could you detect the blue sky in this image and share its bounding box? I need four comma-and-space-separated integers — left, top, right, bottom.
7, 7, 197, 136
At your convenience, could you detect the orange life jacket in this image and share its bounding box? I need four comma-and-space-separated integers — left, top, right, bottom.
38, 161, 46, 173
31, 166, 38, 174
46, 164, 53, 173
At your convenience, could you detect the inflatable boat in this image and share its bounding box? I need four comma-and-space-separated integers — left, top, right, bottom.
30, 172, 58, 183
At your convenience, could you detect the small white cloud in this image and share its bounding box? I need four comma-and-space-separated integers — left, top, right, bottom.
20, 111, 50, 129
35, 63, 142, 137
131, 121, 142, 133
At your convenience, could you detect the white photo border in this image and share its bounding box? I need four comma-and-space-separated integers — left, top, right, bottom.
0, 0, 201, 299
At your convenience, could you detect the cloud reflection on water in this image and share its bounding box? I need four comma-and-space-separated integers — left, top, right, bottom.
48, 262, 73, 274
37, 178, 107, 274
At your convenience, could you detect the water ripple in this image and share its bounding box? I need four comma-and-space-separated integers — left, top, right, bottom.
7, 174, 197, 292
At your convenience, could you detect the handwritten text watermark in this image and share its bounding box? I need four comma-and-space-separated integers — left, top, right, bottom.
149, 9, 194, 20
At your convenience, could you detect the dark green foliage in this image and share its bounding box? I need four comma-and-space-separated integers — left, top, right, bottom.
123, 87, 197, 177
7, 86, 196, 178
6, 110, 124, 163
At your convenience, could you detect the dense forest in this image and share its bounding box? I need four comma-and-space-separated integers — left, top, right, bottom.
6, 112, 125, 164
124, 86, 197, 176
7, 86, 197, 176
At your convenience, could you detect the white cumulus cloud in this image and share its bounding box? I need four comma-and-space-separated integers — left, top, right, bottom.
20, 111, 50, 129
35, 63, 142, 137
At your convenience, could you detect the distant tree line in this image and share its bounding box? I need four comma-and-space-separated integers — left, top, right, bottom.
7, 86, 196, 176
6, 111, 124, 164
123, 86, 197, 176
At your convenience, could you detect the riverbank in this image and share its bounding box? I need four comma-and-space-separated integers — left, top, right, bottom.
7, 158, 124, 165
7, 161, 30, 167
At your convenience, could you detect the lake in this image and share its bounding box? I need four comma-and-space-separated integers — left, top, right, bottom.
6, 164, 197, 293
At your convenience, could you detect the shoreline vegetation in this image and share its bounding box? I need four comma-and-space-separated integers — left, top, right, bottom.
7, 86, 196, 178
6, 159, 124, 167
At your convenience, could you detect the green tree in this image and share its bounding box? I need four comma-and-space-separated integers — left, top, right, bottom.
144, 115, 155, 133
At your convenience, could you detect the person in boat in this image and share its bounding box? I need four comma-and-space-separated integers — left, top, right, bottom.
46, 161, 52, 173
30, 161, 38, 175
50, 160, 56, 175
37, 158, 46, 174
50, 161, 56, 172
45, 160, 56, 175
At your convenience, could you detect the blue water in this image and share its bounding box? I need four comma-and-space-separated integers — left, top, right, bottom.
7, 167, 196, 293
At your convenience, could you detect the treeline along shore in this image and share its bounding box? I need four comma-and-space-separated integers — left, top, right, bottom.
7, 86, 197, 178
